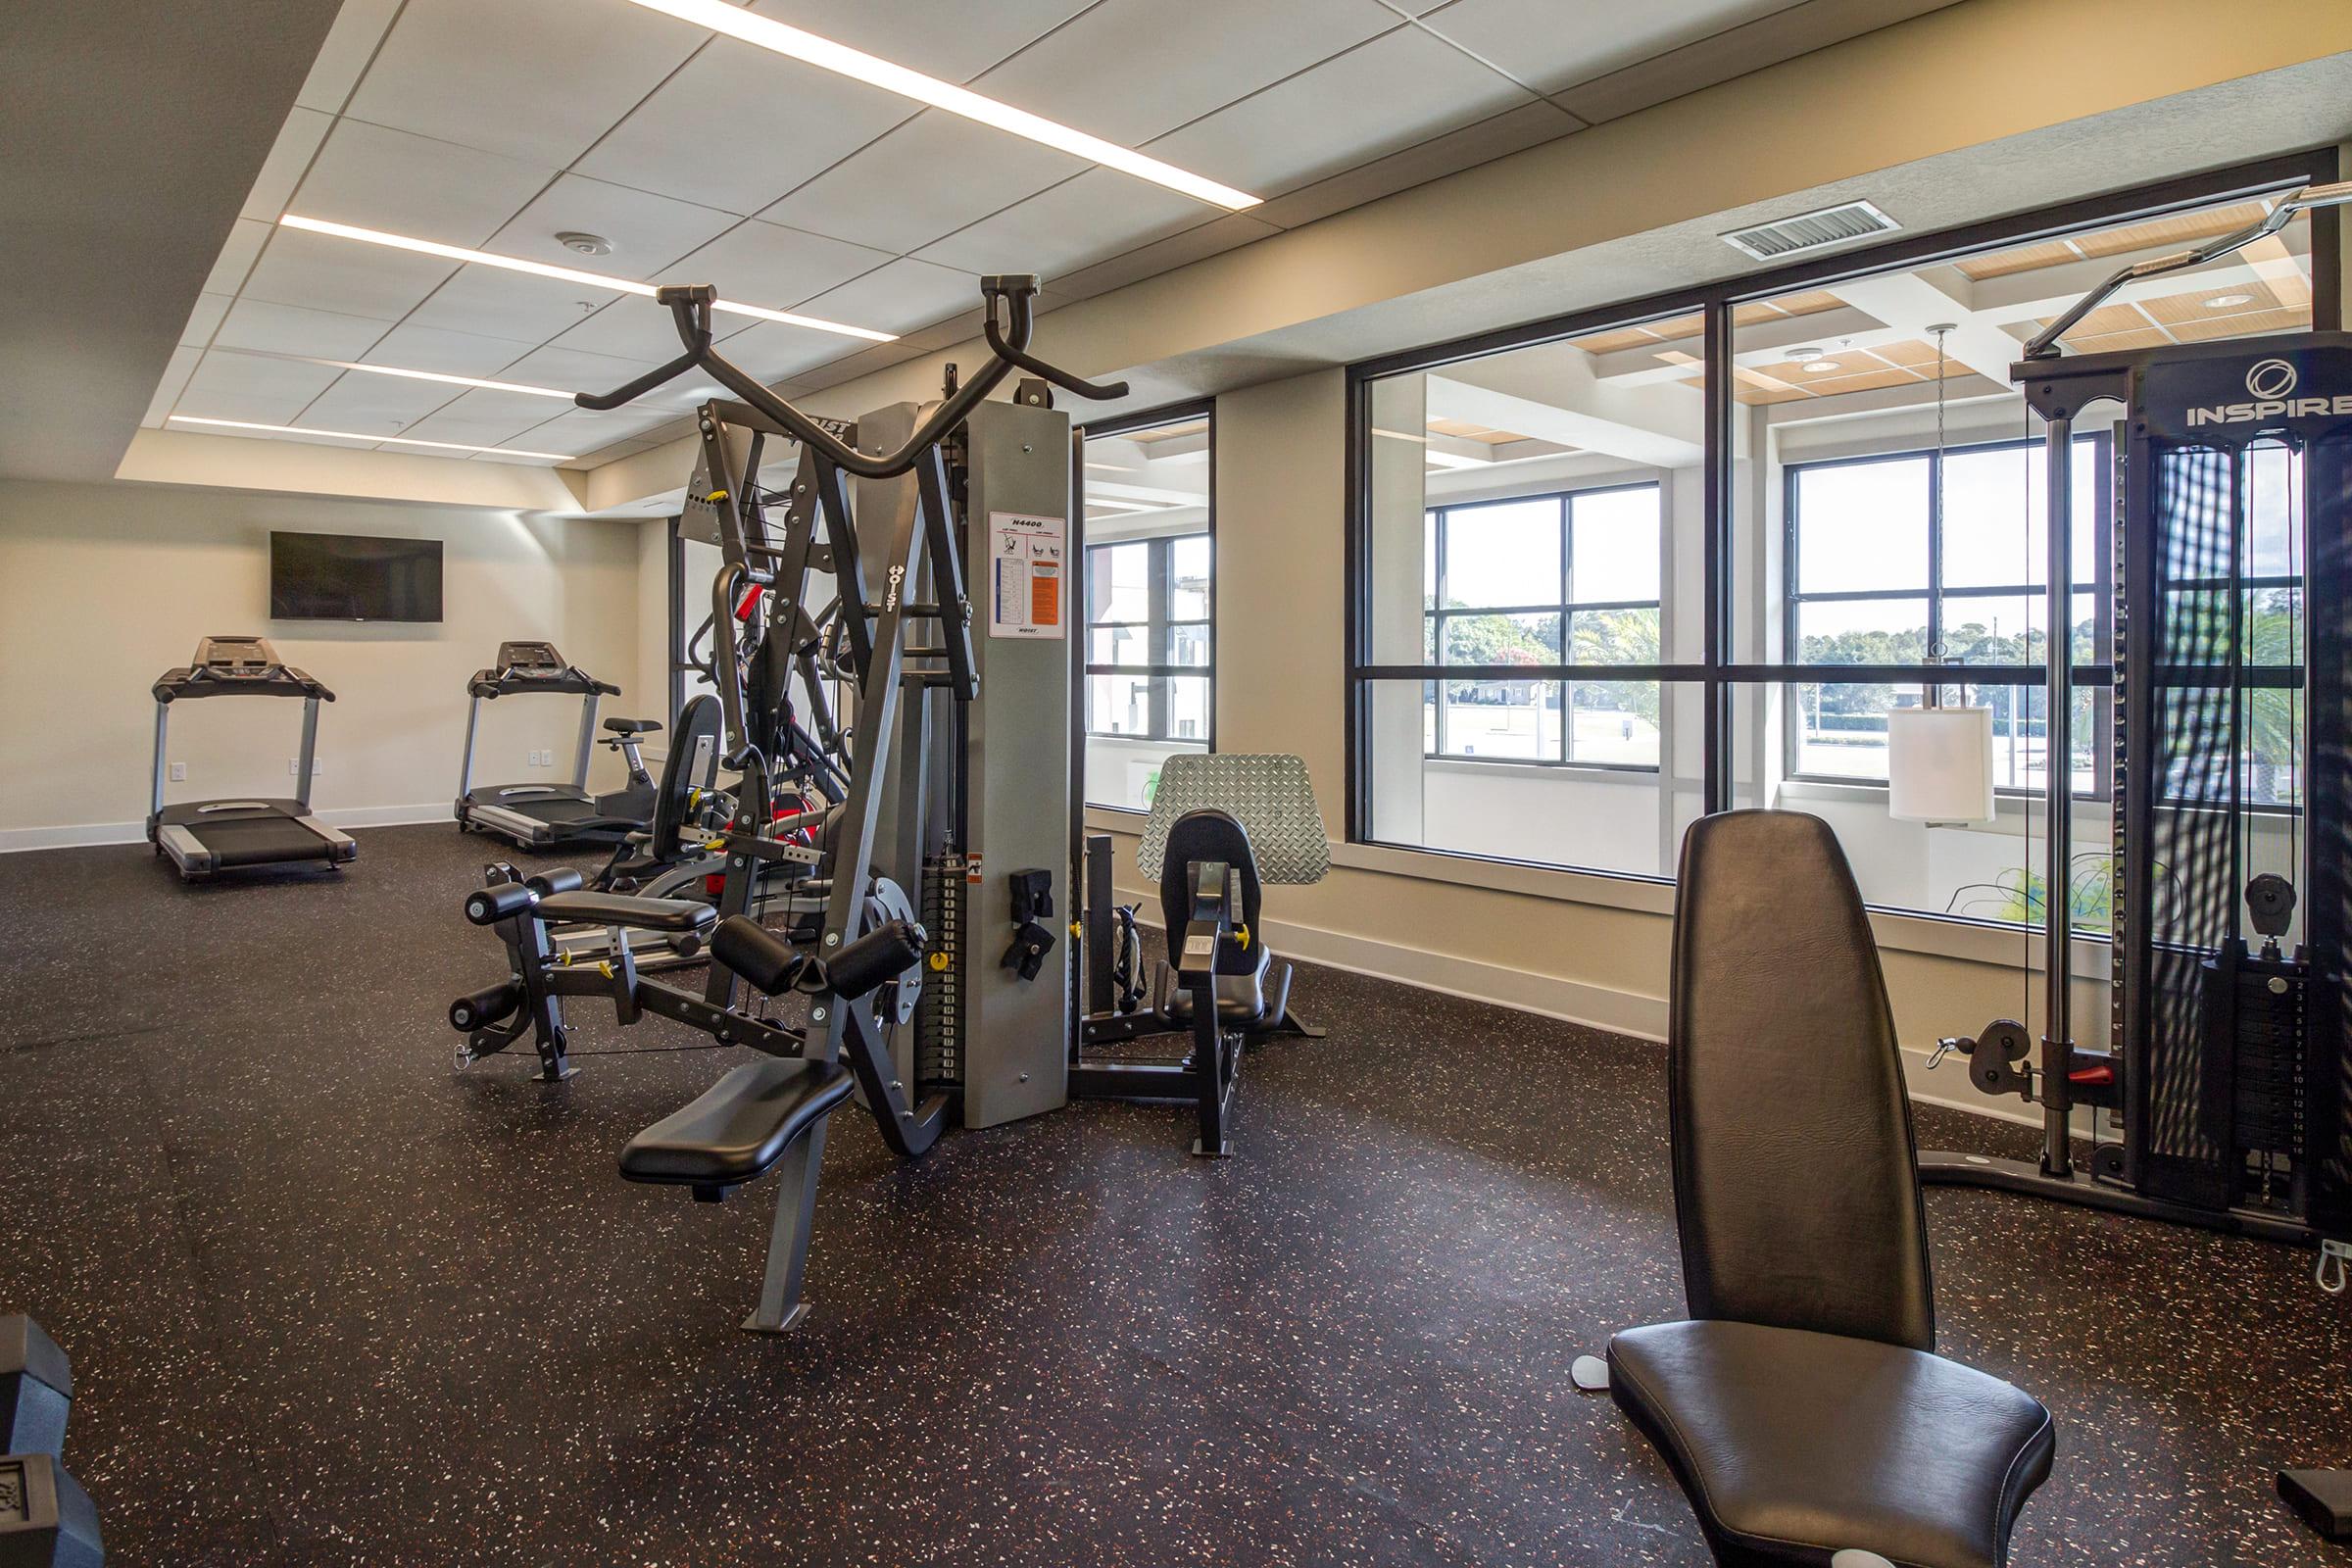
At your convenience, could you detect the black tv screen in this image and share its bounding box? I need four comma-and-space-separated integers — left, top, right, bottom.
270, 531, 444, 622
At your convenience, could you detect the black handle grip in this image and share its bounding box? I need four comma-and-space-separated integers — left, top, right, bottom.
574, 346, 705, 411
465, 882, 535, 926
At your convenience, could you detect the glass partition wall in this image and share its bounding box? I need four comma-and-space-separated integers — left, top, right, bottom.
1349, 154, 2336, 943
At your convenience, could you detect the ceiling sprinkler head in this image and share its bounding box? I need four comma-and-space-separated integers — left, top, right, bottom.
556, 231, 613, 257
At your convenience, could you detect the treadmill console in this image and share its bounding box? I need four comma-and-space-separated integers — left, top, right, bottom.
195, 635, 282, 675
495, 641, 567, 678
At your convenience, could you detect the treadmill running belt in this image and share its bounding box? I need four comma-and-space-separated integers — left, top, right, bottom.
202, 816, 338, 867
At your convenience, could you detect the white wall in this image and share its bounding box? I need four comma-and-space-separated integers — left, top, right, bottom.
0, 478, 646, 846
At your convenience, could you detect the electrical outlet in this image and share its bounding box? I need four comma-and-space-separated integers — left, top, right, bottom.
289, 758, 300, 775
170, 762, 186, 782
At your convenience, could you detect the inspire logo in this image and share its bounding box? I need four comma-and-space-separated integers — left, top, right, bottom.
2186, 356, 2352, 425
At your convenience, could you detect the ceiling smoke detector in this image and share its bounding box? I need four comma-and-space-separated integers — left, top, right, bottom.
556, 231, 613, 257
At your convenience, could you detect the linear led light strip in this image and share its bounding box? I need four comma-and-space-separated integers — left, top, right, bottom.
169, 415, 570, 462
621, 0, 1259, 212
277, 215, 898, 342
214, 346, 576, 401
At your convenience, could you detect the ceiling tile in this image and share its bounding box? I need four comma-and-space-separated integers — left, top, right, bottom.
361, 322, 544, 377
204, 219, 274, 295
1416, 0, 1807, 97
342, 0, 704, 169
707, 318, 866, 385
487, 173, 739, 278
666, 220, 897, 313
214, 297, 394, 359
178, 421, 383, 452
240, 107, 334, 222
240, 224, 456, 320
791, 258, 988, 338
495, 344, 665, 395
296, 0, 400, 113
970, 0, 1398, 146
176, 351, 347, 422
143, 346, 203, 426
548, 295, 740, 365
179, 293, 234, 349
1147, 26, 1534, 199
915, 168, 1213, 281
297, 372, 471, 436
758, 111, 1085, 258
401, 387, 573, 447
750, 0, 1093, 81
1248, 98, 1577, 229
405, 263, 616, 343
573, 38, 915, 218
1547, 0, 1962, 122
288, 117, 555, 244
501, 407, 677, 456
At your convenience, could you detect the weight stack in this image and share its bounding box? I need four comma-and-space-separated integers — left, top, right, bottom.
918, 855, 963, 1091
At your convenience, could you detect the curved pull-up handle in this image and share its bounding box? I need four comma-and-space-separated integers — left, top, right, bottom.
572, 275, 1125, 476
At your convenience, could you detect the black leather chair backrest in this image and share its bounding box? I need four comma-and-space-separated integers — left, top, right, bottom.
651, 696, 722, 857
1670, 809, 1936, 1351
1157, 808, 1260, 938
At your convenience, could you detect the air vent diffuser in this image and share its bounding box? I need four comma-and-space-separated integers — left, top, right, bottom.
1721, 200, 1899, 262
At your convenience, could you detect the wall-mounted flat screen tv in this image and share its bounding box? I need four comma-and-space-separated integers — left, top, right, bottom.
270, 531, 444, 622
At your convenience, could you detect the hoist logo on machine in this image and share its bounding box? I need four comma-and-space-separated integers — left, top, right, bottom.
883, 563, 905, 612
2170, 346, 2352, 432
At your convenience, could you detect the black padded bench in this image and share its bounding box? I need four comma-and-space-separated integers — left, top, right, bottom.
619, 1057, 853, 1201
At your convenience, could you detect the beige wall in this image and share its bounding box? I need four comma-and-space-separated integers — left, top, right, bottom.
0, 479, 646, 844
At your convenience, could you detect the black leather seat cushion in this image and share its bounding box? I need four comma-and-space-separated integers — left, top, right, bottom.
619, 1057, 853, 1189
1608, 1319, 2054, 1568
1160, 942, 1272, 1026
536, 891, 717, 934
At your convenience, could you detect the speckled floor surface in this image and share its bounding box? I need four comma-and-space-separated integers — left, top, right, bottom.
2, 824, 2349, 1566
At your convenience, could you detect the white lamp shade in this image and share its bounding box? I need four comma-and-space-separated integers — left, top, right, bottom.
1886, 705, 1997, 823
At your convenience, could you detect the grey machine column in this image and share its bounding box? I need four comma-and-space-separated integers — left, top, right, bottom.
960, 398, 1074, 1128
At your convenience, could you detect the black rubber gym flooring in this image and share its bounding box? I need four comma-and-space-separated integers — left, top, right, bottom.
3, 825, 2350, 1565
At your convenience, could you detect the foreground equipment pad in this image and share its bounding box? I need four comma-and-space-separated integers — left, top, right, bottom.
1608, 1319, 2054, 1568
620, 1058, 854, 1195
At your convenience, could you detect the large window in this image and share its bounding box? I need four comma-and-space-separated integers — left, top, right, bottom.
1425, 485, 1663, 767
1784, 434, 2108, 792
1080, 406, 1213, 811
1349, 153, 2336, 929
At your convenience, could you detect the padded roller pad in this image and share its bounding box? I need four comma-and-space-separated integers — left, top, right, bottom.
1606, 1319, 2054, 1568
535, 891, 716, 934
619, 1058, 854, 1189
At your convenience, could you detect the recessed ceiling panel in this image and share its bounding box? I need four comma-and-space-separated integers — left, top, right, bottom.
972, 0, 1397, 147
664, 220, 898, 312
179, 294, 234, 349
298, 371, 470, 437
240, 225, 456, 321
496, 344, 667, 393
1149, 26, 1535, 198
213, 297, 393, 360
342, 0, 704, 169
400, 386, 573, 446
507, 406, 680, 455
759, 112, 1087, 260
790, 257, 988, 338
176, 350, 346, 422
289, 117, 555, 245
202, 219, 274, 296
238, 106, 333, 222
915, 167, 1212, 281
749, 0, 1093, 82
489, 173, 739, 278
405, 263, 619, 344
572, 39, 915, 218
361, 321, 545, 377
1417, 0, 1807, 97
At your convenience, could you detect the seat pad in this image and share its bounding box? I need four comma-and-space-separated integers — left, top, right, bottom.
537, 891, 716, 934
1607, 1319, 2053, 1568
619, 1058, 853, 1188
1160, 944, 1273, 1026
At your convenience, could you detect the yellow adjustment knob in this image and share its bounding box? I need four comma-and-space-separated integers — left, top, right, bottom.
706, 489, 729, 503
598, 961, 615, 979
1235, 925, 1250, 949
927, 951, 951, 972
1068, 921, 1083, 939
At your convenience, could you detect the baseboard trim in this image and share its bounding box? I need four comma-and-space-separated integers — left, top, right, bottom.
0, 805, 451, 855
1114, 879, 2047, 1134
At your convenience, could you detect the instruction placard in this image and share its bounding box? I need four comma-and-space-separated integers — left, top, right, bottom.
987, 512, 1065, 639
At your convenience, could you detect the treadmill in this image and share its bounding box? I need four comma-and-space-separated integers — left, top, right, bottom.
149, 636, 358, 880
455, 641, 652, 849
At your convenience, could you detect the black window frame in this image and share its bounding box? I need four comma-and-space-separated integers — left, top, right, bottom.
1083, 531, 1213, 745
1072, 399, 1216, 815
1342, 147, 2342, 906
1781, 430, 2116, 798
1423, 480, 1665, 771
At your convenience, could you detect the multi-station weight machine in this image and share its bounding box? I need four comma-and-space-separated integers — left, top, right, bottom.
1920, 181, 2352, 1258
448, 275, 1308, 1333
